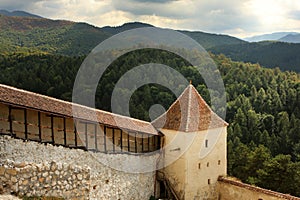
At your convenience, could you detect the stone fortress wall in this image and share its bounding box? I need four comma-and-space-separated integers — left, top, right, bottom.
0, 159, 90, 199
217, 177, 300, 200
0, 135, 158, 200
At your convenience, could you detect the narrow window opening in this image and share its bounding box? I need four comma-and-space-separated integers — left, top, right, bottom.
207, 162, 209, 167
198, 163, 201, 169
218, 160, 221, 165
205, 139, 208, 147
208, 179, 211, 184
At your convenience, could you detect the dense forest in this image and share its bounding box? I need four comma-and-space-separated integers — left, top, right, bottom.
0, 51, 299, 196
210, 41, 300, 72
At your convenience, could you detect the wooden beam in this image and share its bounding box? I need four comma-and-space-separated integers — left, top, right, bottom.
63, 117, 67, 146
135, 132, 137, 153
8, 105, 12, 135
10, 106, 24, 110
104, 126, 107, 152
127, 132, 130, 152
51, 115, 54, 144
112, 128, 115, 152
85, 122, 88, 150
94, 124, 98, 151
38, 112, 42, 142
148, 135, 150, 152
74, 120, 78, 147
120, 129, 123, 152
142, 133, 144, 152
24, 109, 28, 140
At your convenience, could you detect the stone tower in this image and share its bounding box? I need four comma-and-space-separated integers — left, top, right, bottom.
153, 84, 228, 200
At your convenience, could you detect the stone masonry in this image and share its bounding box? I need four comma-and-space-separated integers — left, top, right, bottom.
0, 135, 158, 199
0, 159, 90, 199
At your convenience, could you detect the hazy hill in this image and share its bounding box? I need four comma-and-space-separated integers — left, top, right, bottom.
0, 9, 42, 18
244, 32, 298, 42
279, 33, 300, 43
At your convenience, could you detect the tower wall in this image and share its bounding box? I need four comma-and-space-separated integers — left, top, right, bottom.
160, 126, 227, 200
185, 126, 227, 200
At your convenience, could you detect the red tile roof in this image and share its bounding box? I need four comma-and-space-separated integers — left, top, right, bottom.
0, 84, 158, 135
152, 84, 228, 132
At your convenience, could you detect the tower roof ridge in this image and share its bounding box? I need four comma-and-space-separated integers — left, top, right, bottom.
152, 84, 228, 132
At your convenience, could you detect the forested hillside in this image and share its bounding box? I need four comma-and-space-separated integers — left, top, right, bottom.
0, 15, 245, 56
0, 15, 110, 55
0, 51, 299, 196
210, 41, 300, 72
1, 14, 300, 72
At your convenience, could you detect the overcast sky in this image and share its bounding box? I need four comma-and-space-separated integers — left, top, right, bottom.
1, 0, 300, 38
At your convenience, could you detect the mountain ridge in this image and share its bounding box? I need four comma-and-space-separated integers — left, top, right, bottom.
279, 33, 300, 43
0, 9, 42, 18
244, 32, 300, 43
0, 11, 299, 72
0, 14, 246, 55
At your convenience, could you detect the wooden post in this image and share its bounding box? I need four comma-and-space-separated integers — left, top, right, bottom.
8, 105, 12, 135
104, 126, 107, 152
85, 122, 88, 150
74, 120, 78, 147
120, 129, 123, 152
38, 112, 42, 142
148, 135, 150, 152
135, 132, 137, 153
127, 132, 130, 152
63, 117, 67, 146
51, 115, 54, 144
142, 133, 144, 152
24, 109, 28, 140
112, 128, 115, 152
94, 124, 98, 151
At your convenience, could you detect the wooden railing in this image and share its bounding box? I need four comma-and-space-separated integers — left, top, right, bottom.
0, 105, 161, 155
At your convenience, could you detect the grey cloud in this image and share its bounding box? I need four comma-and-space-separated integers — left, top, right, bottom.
0, 0, 43, 11
190, 2, 260, 32
111, 0, 260, 33
112, 0, 193, 19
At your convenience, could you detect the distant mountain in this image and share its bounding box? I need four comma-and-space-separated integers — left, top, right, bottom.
0, 15, 246, 55
244, 32, 298, 42
279, 33, 300, 43
0, 10, 42, 18
0, 12, 299, 72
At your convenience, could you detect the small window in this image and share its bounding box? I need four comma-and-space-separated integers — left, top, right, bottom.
207, 162, 209, 167
198, 163, 201, 169
218, 160, 221, 165
205, 139, 208, 147
208, 179, 211, 184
